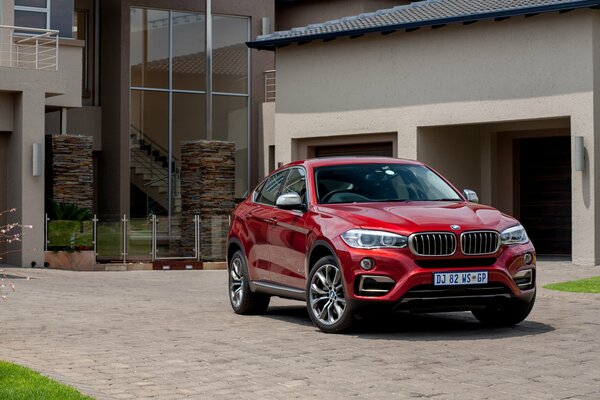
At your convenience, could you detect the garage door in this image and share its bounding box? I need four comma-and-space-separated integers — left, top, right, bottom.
315, 142, 393, 158
517, 136, 571, 256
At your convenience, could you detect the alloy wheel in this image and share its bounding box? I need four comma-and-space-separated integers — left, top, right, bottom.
229, 257, 244, 308
309, 263, 346, 325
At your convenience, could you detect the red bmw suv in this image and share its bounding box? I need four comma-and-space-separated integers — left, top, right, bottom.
227, 157, 536, 333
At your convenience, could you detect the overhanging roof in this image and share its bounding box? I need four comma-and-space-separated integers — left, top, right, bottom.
248, 0, 600, 50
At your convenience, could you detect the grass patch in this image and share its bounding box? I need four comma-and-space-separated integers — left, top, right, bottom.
47, 220, 94, 249
0, 361, 93, 400
544, 276, 600, 293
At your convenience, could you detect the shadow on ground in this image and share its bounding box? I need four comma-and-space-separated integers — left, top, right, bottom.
0, 273, 31, 280
264, 305, 554, 341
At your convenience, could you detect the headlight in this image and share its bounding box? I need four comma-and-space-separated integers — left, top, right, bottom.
500, 224, 529, 245
341, 229, 408, 249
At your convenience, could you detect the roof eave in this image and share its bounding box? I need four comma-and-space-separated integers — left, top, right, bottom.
247, 0, 600, 51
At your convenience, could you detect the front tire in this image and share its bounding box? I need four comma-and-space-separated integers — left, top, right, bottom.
472, 290, 536, 327
307, 256, 354, 333
228, 250, 270, 314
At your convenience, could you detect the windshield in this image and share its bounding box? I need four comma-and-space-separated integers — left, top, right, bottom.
314, 163, 462, 204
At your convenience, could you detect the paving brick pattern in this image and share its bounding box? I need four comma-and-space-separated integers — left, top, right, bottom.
1, 261, 599, 399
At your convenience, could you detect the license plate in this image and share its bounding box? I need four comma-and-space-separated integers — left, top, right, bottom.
433, 271, 488, 286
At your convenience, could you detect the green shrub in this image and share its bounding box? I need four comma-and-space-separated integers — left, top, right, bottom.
47, 200, 91, 222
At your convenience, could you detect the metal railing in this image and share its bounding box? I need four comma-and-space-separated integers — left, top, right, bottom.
0, 25, 59, 70
130, 125, 181, 183
144, 173, 180, 216
264, 69, 276, 102
45, 213, 204, 263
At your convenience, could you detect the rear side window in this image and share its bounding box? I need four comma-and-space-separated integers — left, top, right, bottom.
255, 170, 289, 206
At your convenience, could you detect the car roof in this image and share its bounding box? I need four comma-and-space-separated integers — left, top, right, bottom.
283, 156, 424, 170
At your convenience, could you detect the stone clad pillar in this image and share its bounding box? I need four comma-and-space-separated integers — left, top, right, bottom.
45, 135, 94, 211
180, 140, 235, 261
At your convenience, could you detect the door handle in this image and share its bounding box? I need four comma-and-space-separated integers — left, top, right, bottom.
267, 217, 278, 224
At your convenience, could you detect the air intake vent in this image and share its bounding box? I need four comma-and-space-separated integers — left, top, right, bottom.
409, 232, 456, 256
460, 231, 500, 255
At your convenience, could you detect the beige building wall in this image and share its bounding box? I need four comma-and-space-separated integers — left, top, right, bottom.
417, 126, 482, 197
0, 37, 81, 266
45, 40, 84, 108
273, 10, 599, 265
0, 93, 13, 131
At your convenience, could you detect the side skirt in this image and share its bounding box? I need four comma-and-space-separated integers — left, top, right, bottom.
250, 280, 306, 301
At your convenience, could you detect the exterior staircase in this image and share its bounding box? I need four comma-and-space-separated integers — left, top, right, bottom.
130, 128, 182, 238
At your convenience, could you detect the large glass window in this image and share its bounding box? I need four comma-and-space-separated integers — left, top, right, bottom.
130, 90, 169, 152
129, 7, 250, 224
213, 15, 248, 94
213, 94, 248, 199
172, 12, 205, 91
172, 93, 206, 160
130, 8, 169, 89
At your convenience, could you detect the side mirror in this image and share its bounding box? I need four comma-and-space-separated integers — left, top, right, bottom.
463, 189, 479, 204
276, 192, 304, 210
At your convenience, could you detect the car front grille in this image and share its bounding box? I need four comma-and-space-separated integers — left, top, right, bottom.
402, 283, 510, 299
415, 257, 496, 269
460, 231, 500, 255
394, 283, 512, 311
409, 232, 456, 256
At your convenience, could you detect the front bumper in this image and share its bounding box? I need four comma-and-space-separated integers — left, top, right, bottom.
334, 239, 536, 310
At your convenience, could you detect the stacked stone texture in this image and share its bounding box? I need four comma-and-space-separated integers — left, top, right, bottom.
181, 140, 235, 261
45, 135, 93, 211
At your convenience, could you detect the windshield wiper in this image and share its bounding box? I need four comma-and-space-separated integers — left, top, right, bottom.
369, 199, 409, 202
430, 198, 462, 201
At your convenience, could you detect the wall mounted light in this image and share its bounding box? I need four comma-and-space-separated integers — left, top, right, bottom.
575, 136, 584, 172
262, 17, 270, 35
32, 143, 42, 177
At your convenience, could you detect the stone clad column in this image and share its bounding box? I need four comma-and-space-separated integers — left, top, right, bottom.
180, 140, 235, 261
45, 135, 94, 211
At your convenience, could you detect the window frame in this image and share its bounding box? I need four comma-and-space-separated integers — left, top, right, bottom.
14, 0, 51, 30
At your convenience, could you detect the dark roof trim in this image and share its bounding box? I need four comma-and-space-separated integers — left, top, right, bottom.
247, 0, 600, 50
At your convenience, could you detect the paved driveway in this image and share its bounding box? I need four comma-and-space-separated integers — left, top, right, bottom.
1, 261, 599, 400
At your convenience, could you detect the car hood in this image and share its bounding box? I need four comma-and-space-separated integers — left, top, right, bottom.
316, 201, 517, 234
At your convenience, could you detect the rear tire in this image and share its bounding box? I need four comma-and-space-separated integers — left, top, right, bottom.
472, 290, 536, 327
228, 250, 270, 314
306, 256, 354, 333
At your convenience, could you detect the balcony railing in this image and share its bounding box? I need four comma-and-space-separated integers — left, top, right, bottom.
264, 69, 276, 102
0, 25, 59, 71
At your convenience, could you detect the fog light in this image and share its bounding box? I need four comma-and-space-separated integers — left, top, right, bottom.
524, 253, 533, 265
514, 268, 533, 279
360, 258, 374, 270
513, 268, 534, 289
